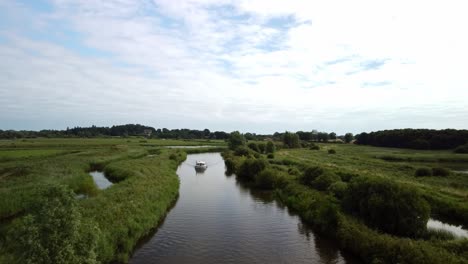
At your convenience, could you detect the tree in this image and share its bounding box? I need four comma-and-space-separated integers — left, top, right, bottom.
228, 131, 246, 150
344, 133, 354, 143
317, 132, 329, 142
9, 184, 99, 264
329, 132, 337, 140
283, 132, 300, 148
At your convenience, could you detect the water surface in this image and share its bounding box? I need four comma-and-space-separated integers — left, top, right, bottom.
427, 219, 468, 238
130, 153, 359, 264
89, 170, 113, 189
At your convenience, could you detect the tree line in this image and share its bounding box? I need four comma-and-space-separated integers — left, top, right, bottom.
355, 129, 468, 150
0, 125, 355, 142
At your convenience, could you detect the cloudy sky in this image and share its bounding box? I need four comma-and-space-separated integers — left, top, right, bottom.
1, 0, 467, 134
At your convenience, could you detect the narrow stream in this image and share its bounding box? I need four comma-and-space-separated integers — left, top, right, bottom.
130, 153, 359, 264
427, 219, 468, 238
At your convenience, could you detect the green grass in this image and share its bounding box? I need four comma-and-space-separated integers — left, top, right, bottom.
0, 138, 221, 263
223, 143, 468, 263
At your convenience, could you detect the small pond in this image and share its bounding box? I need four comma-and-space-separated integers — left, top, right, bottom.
89, 170, 113, 190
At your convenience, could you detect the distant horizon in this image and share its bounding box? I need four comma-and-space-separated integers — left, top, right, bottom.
1, 123, 466, 136
1, 1, 467, 135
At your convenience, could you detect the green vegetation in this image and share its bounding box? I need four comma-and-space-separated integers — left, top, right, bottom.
228, 131, 246, 150
223, 142, 468, 263
0, 138, 225, 263
356, 128, 468, 150
454, 144, 468, 154
282, 131, 300, 148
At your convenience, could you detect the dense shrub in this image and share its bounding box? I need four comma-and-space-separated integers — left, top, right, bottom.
8, 184, 99, 264
267, 153, 275, 159
300, 166, 324, 186
328, 181, 348, 199
247, 142, 260, 153
258, 143, 266, 153
309, 144, 320, 150
432, 167, 451, 177
234, 146, 252, 156
415, 167, 432, 177
328, 149, 336, 154
283, 132, 301, 148
337, 172, 359, 182
255, 168, 279, 189
454, 144, 468, 153
343, 176, 430, 237
224, 158, 237, 175
237, 158, 267, 181
311, 173, 341, 191
266, 141, 276, 153
287, 167, 301, 176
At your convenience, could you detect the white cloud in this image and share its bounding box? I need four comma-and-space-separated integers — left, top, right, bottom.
0, 0, 467, 133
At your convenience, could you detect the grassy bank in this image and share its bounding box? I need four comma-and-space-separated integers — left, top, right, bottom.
0, 138, 222, 263
222, 143, 468, 263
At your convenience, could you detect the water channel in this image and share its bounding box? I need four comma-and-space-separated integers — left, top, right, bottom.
130, 153, 359, 264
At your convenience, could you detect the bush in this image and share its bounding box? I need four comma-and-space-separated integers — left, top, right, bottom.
300, 166, 324, 186
311, 172, 341, 191
237, 158, 268, 181
310, 144, 320, 150
234, 146, 252, 156
266, 141, 276, 153
454, 144, 468, 153
224, 158, 237, 175
288, 167, 301, 176
248, 142, 260, 153
337, 172, 359, 182
343, 176, 430, 237
255, 168, 279, 189
328, 181, 348, 199
415, 167, 432, 177
8, 184, 99, 264
432, 167, 451, 177
328, 149, 336, 154
267, 153, 275, 159
258, 143, 266, 153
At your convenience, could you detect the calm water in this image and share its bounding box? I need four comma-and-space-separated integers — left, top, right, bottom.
130, 153, 359, 264
89, 170, 113, 189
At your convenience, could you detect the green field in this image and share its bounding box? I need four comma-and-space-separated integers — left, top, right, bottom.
223, 142, 468, 263
0, 138, 226, 263
1, 138, 467, 263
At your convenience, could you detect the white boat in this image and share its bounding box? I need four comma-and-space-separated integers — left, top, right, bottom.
195, 161, 208, 171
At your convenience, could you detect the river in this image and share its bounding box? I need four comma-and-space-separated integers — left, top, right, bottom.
130, 153, 359, 264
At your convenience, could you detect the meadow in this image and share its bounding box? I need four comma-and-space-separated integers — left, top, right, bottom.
0, 138, 225, 263
1, 137, 467, 263
223, 141, 468, 263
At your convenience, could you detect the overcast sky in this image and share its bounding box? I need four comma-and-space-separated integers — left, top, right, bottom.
1, 0, 467, 134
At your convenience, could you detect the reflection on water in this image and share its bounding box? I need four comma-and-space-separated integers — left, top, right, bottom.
130, 153, 360, 264
427, 219, 468, 238
89, 171, 113, 189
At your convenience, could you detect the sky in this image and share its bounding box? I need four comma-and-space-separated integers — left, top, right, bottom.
1, 0, 467, 134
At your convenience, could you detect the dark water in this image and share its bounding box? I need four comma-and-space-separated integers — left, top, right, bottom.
130, 153, 359, 264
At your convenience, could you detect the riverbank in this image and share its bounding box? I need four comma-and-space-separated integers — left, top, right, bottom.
222, 145, 468, 264
0, 138, 223, 263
